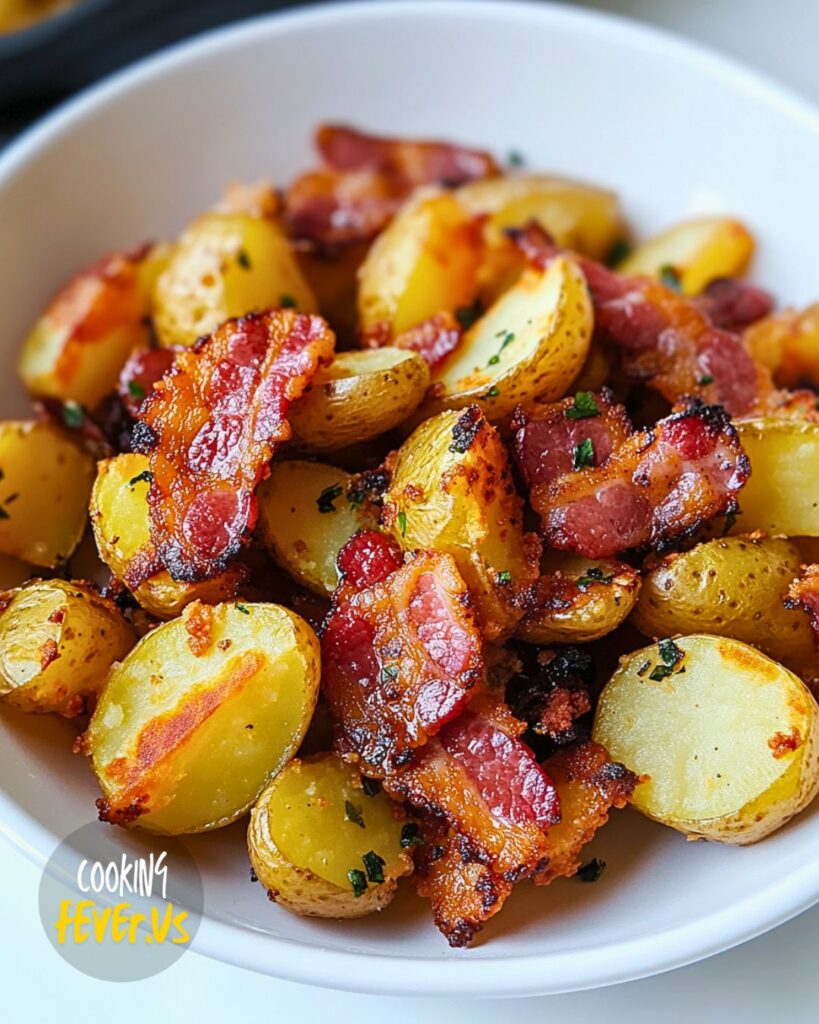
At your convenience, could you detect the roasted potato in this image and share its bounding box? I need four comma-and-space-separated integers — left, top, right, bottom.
357, 190, 480, 338
617, 216, 754, 295
734, 419, 819, 536
0, 579, 135, 717
419, 255, 593, 423
18, 244, 168, 409
257, 460, 378, 596
517, 552, 640, 645
744, 303, 819, 387
593, 634, 819, 843
296, 241, 369, 344
632, 536, 816, 675
90, 453, 243, 618
154, 192, 316, 348
0, 421, 95, 568
248, 754, 413, 917
289, 348, 429, 452
384, 407, 538, 639
85, 601, 320, 834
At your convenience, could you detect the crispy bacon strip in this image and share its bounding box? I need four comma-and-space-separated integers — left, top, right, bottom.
694, 277, 774, 332
118, 346, 177, 417
512, 223, 773, 417
134, 311, 334, 582
322, 535, 484, 775
371, 312, 464, 371
512, 388, 632, 492
786, 565, 819, 642
531, 402, 750, 558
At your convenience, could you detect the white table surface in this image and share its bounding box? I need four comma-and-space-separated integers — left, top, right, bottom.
3, 2, 819, 1021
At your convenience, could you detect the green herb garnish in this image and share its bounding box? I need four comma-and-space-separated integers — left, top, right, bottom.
649, 638, 684, 681
128, 470, 153, 488
362, 777, 381, 797
0, 507, 9, 520
483, 385, 500, 399
348, 869, 368, 897
237, 249, 252, 270
347, 488, 365, 507
62, 401, 84, 430
127, 380, 146, 400
455, 300, 483, 331
345, 800, 365, 829
572, 437, 595, 470
565, 391, 600, 420
362, 850, 385, 884
507, 150, 525, 168
659, 264, 681, 291
576, 565, 614, 591
380, 664, 399, 684
496, 570, 512, 586
697, 374, 714, 386
317, 483, 344, 513
280, 293, 297, 308
400, 823, 425, 848
606, 238, 631, 266
576, 858, 606, 883
235, 603, 250, 615
398, 510, 408, 537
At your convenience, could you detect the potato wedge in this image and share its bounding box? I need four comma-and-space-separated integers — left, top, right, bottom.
0, 421, 95, 568
384, 407, 538, 639
248, 754, 413, 918
593, 635, 819, 843
296, 241, 369, 344
18, 244, 168, 409
632, 536, 815, 675
734, 419, 819, 536
257, 461, 378, 596
289, 348, 429, 452
0, 579, 135, 717
517, 552, 640, 645
90, 453, 242, 618
419, 255, 593, 423
85, 601, 320, 834
357, 190, 480, 338
154, 202, 316, 348
744, 303, 819, 387
617, 216, 754, 295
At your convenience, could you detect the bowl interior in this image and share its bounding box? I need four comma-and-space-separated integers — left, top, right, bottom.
2, 0, 819, 997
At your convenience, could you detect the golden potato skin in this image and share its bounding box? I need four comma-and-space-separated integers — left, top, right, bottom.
18, 244, 168, 409
744, 303, 819, 387
593, 635, 819, 844
257, 461, 378, 596
289, 348, 430, 452
86, 602, 320, 835
90, 453, 242, 618
248, 754, 413, 918
0, 579, 135, 717
384, 407, 539, 639
632, 536, 815, 675
517, 552, 640, 645
0, 421, 95, 568
153, 207, 316, 348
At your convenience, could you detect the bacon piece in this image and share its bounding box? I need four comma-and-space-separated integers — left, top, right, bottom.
786, 565, 819, 642
382, 312, 463, 371
335, 528, 404, 595
118, 346, 177, 417
512, 388, 632, 491
134, 311, 334, 582
694, 277, 774, 332
531, 402, 750, 558
507, 647, 596, 747
322, 542, 484, 774
512, 223, 773, 417
534, 741, 638, 886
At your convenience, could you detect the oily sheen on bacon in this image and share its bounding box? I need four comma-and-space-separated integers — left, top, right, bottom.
134, 310, 334, 582
531, 403, 750, 559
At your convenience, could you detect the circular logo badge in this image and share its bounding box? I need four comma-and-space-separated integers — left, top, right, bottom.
39, 821, 204, 982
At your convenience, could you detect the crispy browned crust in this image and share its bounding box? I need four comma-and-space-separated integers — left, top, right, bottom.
786, 564, 819, 641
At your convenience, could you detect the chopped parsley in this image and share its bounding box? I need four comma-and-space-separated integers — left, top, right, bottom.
649, 637, 684, 681
576, 858, 606, 883
605, 237, 631, 266
397, 510, 408, 538
317, 483, 344, 513
362, 777, 381, 797
127, 380, 146, 400
128, 469, 153, 488
237, 249, 252, 270
455, 299, 483, 332
249, 868, 258, 883
722, 509, 739, 536
487, 330, 515, 367
659, 264, 682, 291
507, 150, 525, 168
0, 507, 9, 520
565, 391, 600, 420
345, 800, 366, 829
576, 565, 614, 591
697, 374, 714, 386
496, 570, 512, 586
347, 487, 366, 507
488, 353, 501, 366
62, 401, 84, 430
235, 603, 250, 615
348, 868, 368, 897
4, 493, 18, 505
636, 660, 651, 677
483, 385, 500, 399
380, 664, 399, 684
400, 822, 425, 848
280, 293, 297, 309
572, 437, 595, 470
362, 850, 386, 884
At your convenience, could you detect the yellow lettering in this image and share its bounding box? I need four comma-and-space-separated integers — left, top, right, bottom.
74, 900, 94, 944
91, 906, 112, 943
151, 903, 173, 943
171, 909, 190, 945
54, 900, 75, 945
111, 902, 131, 943
127, 912, 146, 944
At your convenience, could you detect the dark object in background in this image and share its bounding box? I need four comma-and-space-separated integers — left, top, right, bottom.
0, 0, 305, 143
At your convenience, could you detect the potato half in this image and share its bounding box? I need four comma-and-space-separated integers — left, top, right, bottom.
0, 421, 95, 568
289, 347, 429, 452
744, 303, 819, 387
86, 601, 320, 834
734, 419, 819, 536
632, 536, 815, 675
593, 634, 819, 844
617, 216, 754, 295
420, 254, 593, 423
0, 579, 135, 717
248, 754, 413, 918
384, 407, 538, 639
90, 453, 243, 618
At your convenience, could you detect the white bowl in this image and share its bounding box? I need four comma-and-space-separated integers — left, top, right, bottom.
2, 0, 819, 998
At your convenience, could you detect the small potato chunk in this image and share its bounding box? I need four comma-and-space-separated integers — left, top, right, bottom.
357, 190, 480, 338
0, 579, 135, 717
90, 453, 242, 618
248, 754, 413, 918
632, 536, 816, 675
0, 421, 95, 568
289, 348, 429, 452
384, 407, 538, 639
617, 217, 754, 295
420, 255, 593, 423
744, 303, 819, 387
734, 419, 819, 536
257, 461, 378, 596
517, 552, 640, 645
18, 244, 168, 409
86, 601, 320, 834
593, 635, 819, 844
154, 203, 316, 348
